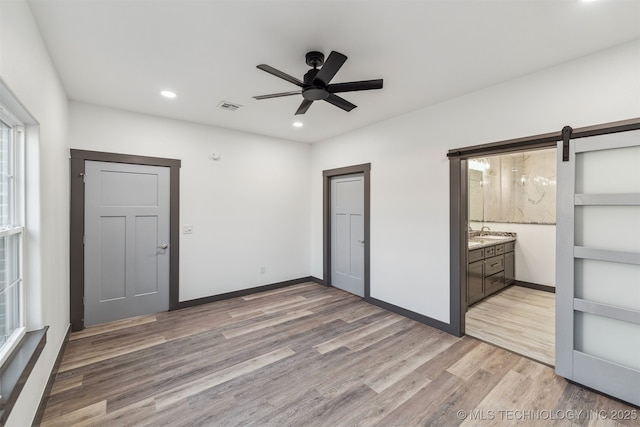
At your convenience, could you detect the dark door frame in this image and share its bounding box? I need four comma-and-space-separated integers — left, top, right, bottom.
69, 149, 181, 331
447, 117, 640, 337
322, 163, 371, 298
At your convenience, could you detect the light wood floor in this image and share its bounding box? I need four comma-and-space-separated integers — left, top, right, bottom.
466, 286, 555, 366
41, 283, 636, 426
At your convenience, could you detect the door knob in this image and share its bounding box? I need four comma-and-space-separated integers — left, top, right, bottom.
358, 240, 365, 244
160, 243, 169, 249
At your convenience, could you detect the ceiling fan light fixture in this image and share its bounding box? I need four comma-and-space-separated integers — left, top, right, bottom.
160, 90, 177, 99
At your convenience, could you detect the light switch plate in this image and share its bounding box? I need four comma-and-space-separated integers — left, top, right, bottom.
183, 224, 193, 234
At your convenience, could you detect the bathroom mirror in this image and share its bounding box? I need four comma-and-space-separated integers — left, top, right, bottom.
468, 169, 483, 222
468, 148, 556, 225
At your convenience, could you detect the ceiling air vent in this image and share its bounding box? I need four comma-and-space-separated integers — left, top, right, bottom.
217, 101, 242, 111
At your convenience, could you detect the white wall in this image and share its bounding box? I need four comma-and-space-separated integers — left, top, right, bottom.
69, 102, 311, 301
471, 222, 556, 287
2, 4, 638, 420
311, 40, 640, 324
0, 1, 70, 425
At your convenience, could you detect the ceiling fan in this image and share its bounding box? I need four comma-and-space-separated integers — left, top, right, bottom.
253, 51, 383, 115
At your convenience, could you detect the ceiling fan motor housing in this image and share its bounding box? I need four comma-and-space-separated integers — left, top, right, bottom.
302, 68, 329, 100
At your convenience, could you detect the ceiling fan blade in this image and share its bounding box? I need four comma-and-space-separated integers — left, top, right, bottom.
314, 51, 347, 86
324, 94, 356, 112
253, 90, 302, 100
257, 64, 303, 87
295, 99, 313, 115
327, 79, 383, 94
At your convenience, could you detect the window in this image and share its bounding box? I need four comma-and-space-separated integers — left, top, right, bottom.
0, 106, 24, 366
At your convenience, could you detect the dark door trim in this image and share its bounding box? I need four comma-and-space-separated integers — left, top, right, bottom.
448, 117, 640, 337
322, 163, 371, 298
69, 149, 181, 331
448, 157, 466, 337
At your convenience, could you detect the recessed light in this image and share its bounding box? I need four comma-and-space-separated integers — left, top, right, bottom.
292, 121, 303, 128
160, 90, 177, 99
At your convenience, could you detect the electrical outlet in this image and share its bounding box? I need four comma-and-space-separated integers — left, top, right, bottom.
260, 266, 266, 274
183, 224, 193, 234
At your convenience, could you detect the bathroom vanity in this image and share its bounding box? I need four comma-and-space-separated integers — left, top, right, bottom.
467, 233, 516, 306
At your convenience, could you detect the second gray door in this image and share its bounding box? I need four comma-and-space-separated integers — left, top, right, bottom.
331, 174, 365, 297
84, 161, 170, 326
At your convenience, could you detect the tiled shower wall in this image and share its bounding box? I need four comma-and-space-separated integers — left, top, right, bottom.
470, 148, 557, 224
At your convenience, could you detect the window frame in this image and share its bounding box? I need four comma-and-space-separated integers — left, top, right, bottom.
0, 103, 26, 368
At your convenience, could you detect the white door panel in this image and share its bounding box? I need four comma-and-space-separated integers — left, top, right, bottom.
98, 216, 126, 301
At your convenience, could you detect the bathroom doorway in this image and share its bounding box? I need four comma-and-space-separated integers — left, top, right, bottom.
448, 118, 640, 405
464, 148, 557, 366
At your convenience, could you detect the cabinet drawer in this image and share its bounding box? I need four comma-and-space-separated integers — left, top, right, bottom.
485, 271, 504, 294
495, 244, 505, 255
504, 241, 515, 252
469, 248, 484, 263
484, 255, 504, 276
485, 246, 495, 257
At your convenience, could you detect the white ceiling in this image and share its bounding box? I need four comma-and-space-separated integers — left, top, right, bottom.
28, 0, 640, 143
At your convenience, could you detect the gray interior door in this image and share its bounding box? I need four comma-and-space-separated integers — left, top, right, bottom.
331, 174, 365, 297
556, 129, 640, 406
84, 161, 170, 326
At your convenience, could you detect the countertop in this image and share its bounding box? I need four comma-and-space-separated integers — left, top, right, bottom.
468, 232, 516, 249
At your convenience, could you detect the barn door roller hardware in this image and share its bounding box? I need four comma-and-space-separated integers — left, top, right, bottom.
562, 125, 573, 162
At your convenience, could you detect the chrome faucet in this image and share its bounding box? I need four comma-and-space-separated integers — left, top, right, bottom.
480, 226, 490, 236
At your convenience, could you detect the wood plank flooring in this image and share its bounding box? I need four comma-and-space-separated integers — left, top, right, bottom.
40, 283, 638, 426
466, 286, 555, 366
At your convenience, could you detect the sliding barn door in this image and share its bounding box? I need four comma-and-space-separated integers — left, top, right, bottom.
556, 129, 640, 405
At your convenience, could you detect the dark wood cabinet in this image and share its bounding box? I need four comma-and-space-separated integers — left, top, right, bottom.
468, 260, 484, 305
467, 239, 515, 307
485, 270, 504, 295
504, 251, 515, 286
484, 255, 504, 277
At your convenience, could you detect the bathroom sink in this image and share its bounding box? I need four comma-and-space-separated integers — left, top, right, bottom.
468, 233, 515, 249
